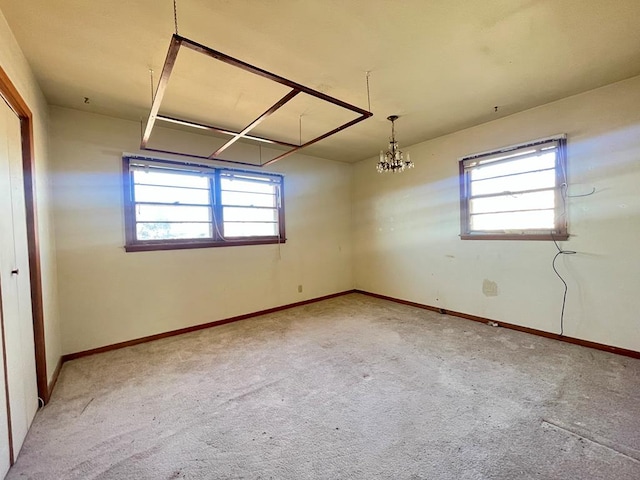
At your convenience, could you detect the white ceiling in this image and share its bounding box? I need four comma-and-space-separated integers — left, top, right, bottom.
1, 0, 640, 162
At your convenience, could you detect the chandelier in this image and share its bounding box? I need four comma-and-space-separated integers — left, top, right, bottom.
377, 115, 414, 173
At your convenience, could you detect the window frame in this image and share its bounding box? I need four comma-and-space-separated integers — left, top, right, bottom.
459, 136, 569, 241
122, 156, 286, 252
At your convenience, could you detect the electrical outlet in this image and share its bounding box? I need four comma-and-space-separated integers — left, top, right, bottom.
297, 285, 303, 293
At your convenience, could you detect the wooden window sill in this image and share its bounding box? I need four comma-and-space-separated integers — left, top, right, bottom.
125, 237, 287, 252
460, 233, 569, 241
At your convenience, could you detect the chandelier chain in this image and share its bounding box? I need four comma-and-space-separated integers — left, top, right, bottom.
173, 0, 179, 35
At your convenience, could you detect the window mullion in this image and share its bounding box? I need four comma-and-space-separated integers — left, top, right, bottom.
211, 171, 224, 241
469, 186, 555, 201
135, 201, 211, 208
222, 204, 277, 210
462, 139, 559, 167
470, 207, 555, 216
470, 166, 556, 183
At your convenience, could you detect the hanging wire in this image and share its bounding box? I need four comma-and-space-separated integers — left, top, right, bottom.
551, 144, 577, 336
173, 0, 179, 35
551, 233, 576, 336
211, 207, 228, 242
557, 146, 596, 199
149, 69, 155, 104
566, 186, 596, 198
210, 175, 228, 243
552, 181, 594, 335
365, 71, 372, 112
299, 115, 303, 146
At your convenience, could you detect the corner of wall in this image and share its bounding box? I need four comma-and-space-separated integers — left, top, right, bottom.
0, 6, 63, 386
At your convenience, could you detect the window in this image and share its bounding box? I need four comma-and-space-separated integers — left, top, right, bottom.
459, 136, 568, 240
123, 157, 285, 251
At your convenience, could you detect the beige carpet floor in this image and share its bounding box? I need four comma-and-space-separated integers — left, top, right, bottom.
7, 293, 640, 479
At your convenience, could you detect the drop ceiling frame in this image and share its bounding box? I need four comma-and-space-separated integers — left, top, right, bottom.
141, 34, 373, 167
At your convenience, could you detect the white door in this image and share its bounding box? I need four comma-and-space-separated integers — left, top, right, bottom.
0, 95, 38, 473
0, 339, 9, 477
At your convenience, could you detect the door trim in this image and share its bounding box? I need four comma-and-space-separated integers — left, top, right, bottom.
0, 65, 49, 405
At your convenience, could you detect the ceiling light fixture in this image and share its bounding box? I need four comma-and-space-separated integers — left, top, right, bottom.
377, 115, 414, 173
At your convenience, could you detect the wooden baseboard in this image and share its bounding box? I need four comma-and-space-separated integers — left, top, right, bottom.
46, 357, 63, 402
55, 287, 638, 389
61, 290, 356, 362
354, 290, 640, 360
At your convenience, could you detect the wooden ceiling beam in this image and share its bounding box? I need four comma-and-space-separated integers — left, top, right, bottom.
141, 36, 182, 148
209, 89, 300, 158
141, 34, 373, 166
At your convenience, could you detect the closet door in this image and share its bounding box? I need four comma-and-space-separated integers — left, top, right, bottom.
0, 97, 15, 476
0, 96, 38, 465
0, 315, 9, 476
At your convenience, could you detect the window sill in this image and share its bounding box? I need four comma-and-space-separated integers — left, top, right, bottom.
125, 237, 287, 252
460, 233, 569, 241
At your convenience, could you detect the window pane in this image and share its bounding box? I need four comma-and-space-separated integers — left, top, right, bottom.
220, 190, 276, 207
470, 190, 555, 214
136, 204, 211, 222
220, 177, 275, 194
470, 209, 555, 231
471, 169, 555, 196
471, 152, 556, 181
134, 185, 210, 204
223, 222, 278, 237
134, 170, 209, 189
137, 222, 211, 240
223, 207, 278, 222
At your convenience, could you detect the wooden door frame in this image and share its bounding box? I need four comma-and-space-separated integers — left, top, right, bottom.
0, 65, 49, 406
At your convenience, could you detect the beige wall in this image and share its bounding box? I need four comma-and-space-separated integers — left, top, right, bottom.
353, 75, 640, 352
50, 73, 640, 355
50, 107, 353, 355
0, 10, 62, 383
